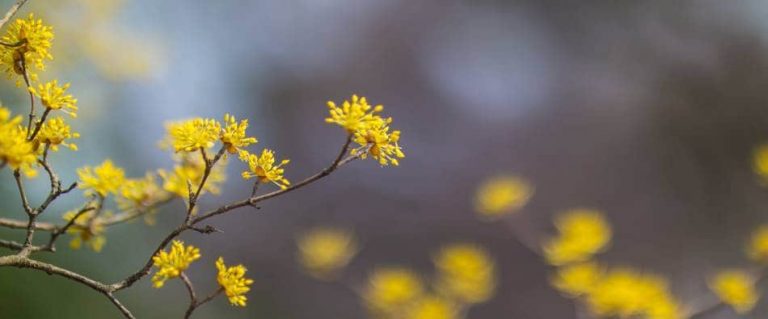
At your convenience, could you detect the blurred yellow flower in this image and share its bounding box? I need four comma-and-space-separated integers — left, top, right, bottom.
220, 113, 257, 154
586, 268, 682, 319
216, 257, 254, 307
166, 118, 221, 153
326, 94, 384, 134
0, 14, 53, 83
158, 153, 226, 198
0, 108, 36, 176
296, 227, 357, 280
551, 261, 602, 297
64, 209, 106, 252
238, 149, 290, 189
117, 173, 165, 224
29, 80, 78, 117
474, 175, 533, 219
543, 209, 612, 266
747, 225, 768, 263
365, 267, 424, 315
404, 295, 457, 319
77, 159, 126, 196
35, 117, 79, 151
709, 269, 758, 314
151, 240, 201, 288
434, 243, 496, 304
754, 144, 768, 181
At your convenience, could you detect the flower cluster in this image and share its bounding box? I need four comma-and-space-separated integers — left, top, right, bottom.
296, 227, 357, 280
64, 209, 107, 252
238, 149, 290, 189
216, 257, 254, 307
77, 160, 126, 197
0, 13, 53, 83
151, 241, 253, 307
542, 209, 612, 265
544, 211, 684, 319
151, 240, 201, 288
708, 270, 758, 314
362, 244, 495, 319
29, 80, 78, 117
0, 107, 36, 176
326, 94, 404, 166
474, 175, 533, 219
296, 235, 495, 319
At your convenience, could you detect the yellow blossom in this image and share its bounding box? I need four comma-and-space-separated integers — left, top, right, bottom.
77, 160, 126, 196
434, 243, 496, 304
326, 94, 384, 133
352, 116, 404, 166
220, 113, 257, 154
151, 240, 201, 288
166, 118, 221, 152
543, 209, 612, 266
0, 110, 37, 176
238, 149, 290, 189
117, 173, 165, 225
296, 227, 357, 280
586, 268, 682, 319
28, 80, 78, 117
754, 144, 768, 181
0, 14, 53, 83
709, 270, 758, 314
158, 153, 226, 198
551, 261, 602, 297
216, 257, 254, 307
404, 295, 457, 319
64, 209, 107, 252
747, 225, 768, 263
34, 117, 79, 151
365, 267, 424, 316
474, 175, 533, 219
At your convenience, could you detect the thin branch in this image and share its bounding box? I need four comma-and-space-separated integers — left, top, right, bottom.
27, 107, 50, 141
0, 217, 56, 231
0, 0, 28, 30
113, 136, 355, 292
13, 170, 32, 215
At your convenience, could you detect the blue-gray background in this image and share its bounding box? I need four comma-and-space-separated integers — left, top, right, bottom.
1, 1, 768, 318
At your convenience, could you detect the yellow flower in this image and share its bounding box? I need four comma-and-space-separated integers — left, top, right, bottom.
296, 227, 357, 280
404, 295, 457, 319
326, 94, 384, 134
77, 160, 126, 196
474, 175, 533, 219
543, 209, 612, 266
352, 116, 404, 166
158, 153, 226, 198
166, 118, 221, 152
117, 173, 165, 225
151, 240, 201, 288
220, 113, 257, 154
0, 14, 53, 82
586, 268, 682, 319
433, 243, 496, 304
747, 225, 768, 263
216, 257, 254, 307
28, 80, 78, 117
365, 267, 424, 315
754, 144, 768, 181
64, 209, 107, 252
709, 270, 758, 314
0, 109, 37, 176
34, 117, 79, 151
238, 149, 290, 189
551, 261, 602, 297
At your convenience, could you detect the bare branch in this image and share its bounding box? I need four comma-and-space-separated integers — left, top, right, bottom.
0, 0, 28, 30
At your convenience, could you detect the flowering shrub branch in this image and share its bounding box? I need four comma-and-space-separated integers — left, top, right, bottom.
0, 1, 405, 318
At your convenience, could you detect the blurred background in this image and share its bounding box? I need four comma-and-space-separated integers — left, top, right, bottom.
2, 0, 768, 318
